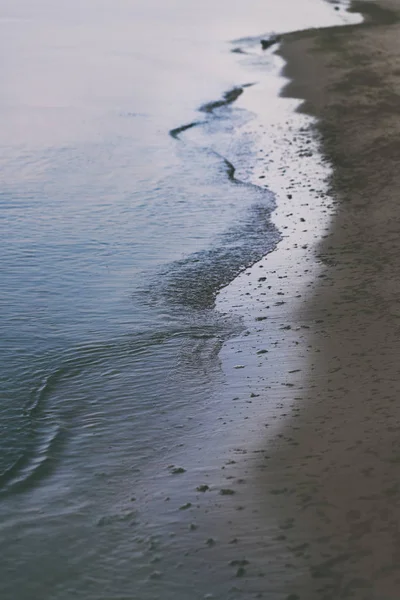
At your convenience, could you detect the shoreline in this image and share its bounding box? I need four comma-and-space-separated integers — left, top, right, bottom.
119, 5, 363, 597
214, 0, 400, 596
133, 2, 384, 597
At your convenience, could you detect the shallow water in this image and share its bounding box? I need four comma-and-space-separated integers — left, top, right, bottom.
0, 1, 359, 597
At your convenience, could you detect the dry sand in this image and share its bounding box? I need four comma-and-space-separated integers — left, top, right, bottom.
260, 1, 400, 597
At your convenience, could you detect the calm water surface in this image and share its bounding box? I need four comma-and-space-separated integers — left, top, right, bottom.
0, 1, 354, 597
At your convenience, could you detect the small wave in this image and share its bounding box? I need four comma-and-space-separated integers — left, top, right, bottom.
169, 83, 254, 140
165, 83, 280, 313
199, 86, 245, 113
149, 202, 279, 311
0, 424, 66, 496
170, 121, 204, 139
0, 326, 229, 496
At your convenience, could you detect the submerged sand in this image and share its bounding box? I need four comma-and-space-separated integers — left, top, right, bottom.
262, 1, 400, 597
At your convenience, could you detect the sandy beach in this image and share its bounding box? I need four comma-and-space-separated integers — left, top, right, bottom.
261, 1, 400, 596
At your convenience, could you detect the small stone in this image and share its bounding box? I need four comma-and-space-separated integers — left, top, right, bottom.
206, 538, 216, 546
220, 488, 235, 496
196, 484, 210, 492
171, 467, 186, 474
179, 503, 192, 510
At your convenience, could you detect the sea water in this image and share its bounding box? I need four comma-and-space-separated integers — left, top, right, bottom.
0, 1, 358, 598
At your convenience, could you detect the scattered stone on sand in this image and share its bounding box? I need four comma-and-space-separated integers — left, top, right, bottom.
220, 488, 235, 495
206, 538, 216, 546
196, 484, 210, 492
170, 466, 186, 474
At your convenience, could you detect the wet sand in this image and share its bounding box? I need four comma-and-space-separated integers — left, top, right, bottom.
261, 1, 400, 597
